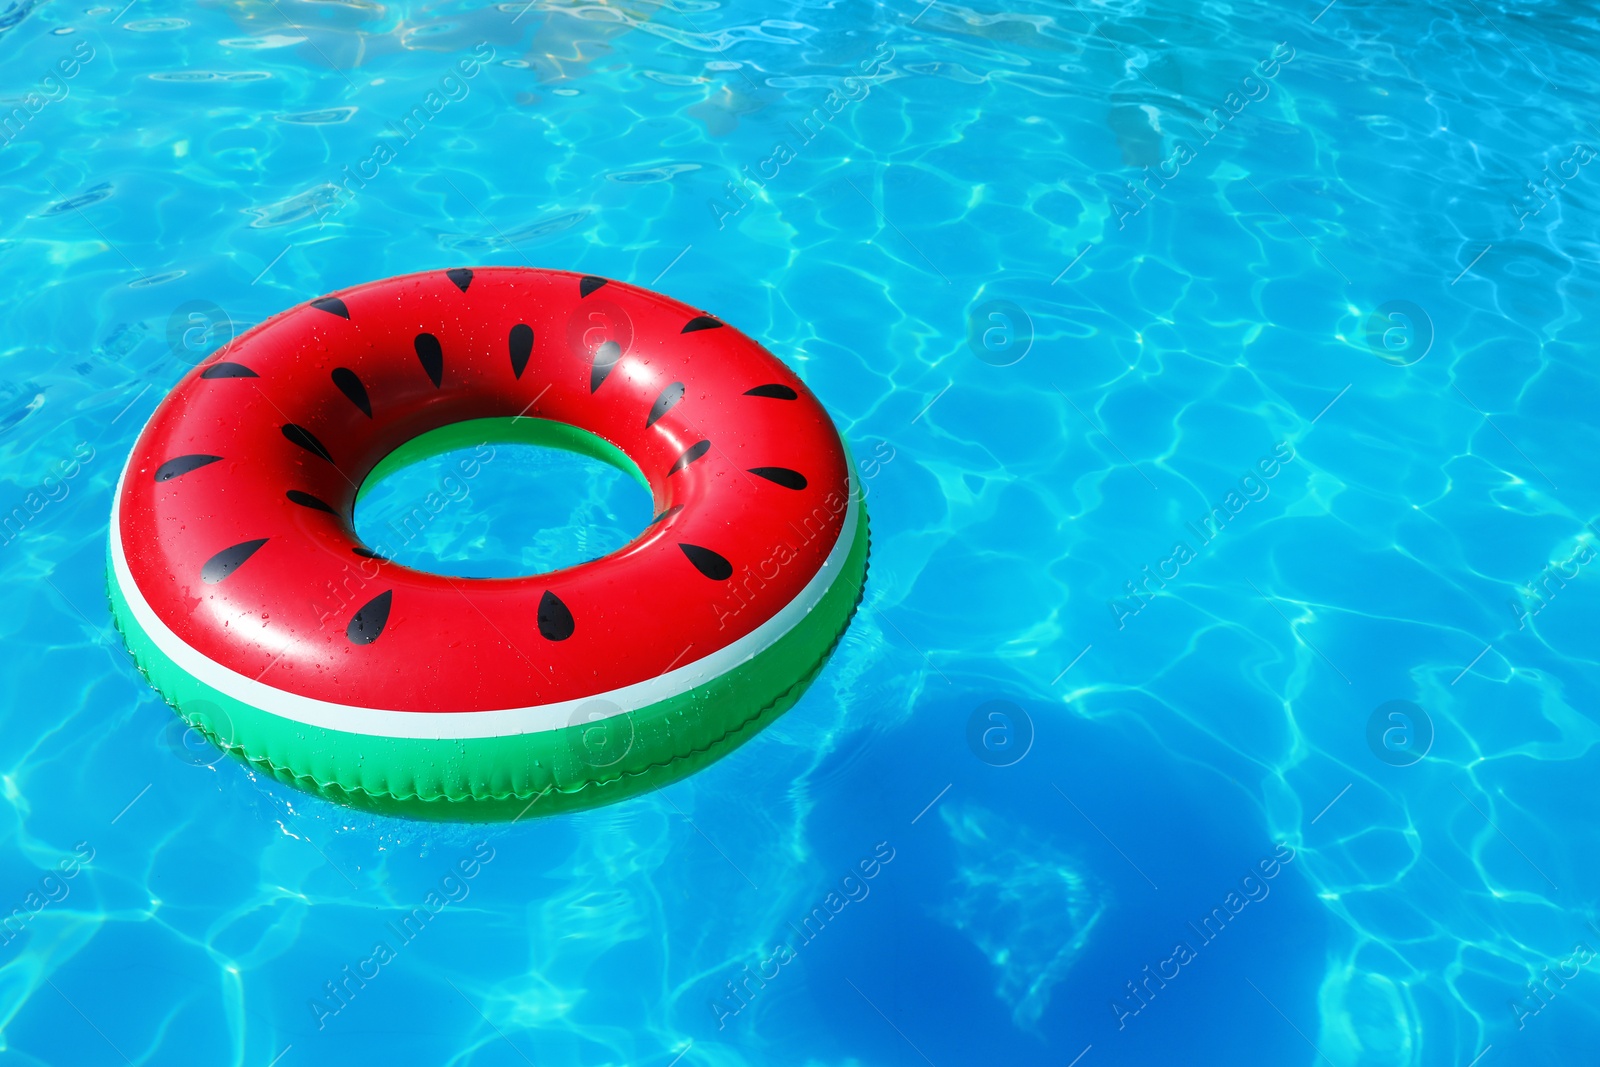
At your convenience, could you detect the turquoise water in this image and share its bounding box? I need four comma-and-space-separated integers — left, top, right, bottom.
3, 0, 1598, 1063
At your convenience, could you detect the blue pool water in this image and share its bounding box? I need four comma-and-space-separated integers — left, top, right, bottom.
3, 1, 1598, 1064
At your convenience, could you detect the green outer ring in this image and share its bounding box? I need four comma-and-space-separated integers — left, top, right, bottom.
107, 424, 868, 821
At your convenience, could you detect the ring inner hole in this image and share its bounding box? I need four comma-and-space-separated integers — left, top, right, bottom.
351, 417, 654, 580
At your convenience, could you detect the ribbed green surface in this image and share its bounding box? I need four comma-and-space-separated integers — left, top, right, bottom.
107, 501, 868, 821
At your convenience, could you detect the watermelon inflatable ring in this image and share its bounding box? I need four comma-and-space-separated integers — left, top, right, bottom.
108, 268, 869, 820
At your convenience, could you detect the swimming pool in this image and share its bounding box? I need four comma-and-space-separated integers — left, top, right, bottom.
3, 0, 1597, 1063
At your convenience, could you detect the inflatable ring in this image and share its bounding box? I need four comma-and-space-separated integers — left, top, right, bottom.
108, 267, 868, 820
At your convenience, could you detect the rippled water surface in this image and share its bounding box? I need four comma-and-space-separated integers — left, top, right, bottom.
3, 1, 1599, 1064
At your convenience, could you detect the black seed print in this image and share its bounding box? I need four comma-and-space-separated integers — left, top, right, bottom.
347, 590, 392, 644
744, 383, 798, 400
679, 543, 733, 581
590, 340, 622, 393
286, 490, 337, 514
681, 315, 723, 333
748, 466, 807, 490
201, 538, 268, 584
509, 323, 534, 379
154, 454, 222, 482
579, 276, 608, 298
352, 546, 387, 561
537, 590, 575, 641
414, 333, 443, 387
310, 296, 349, 319
200, 362, 258, 379
646, 382, 685, 428
446, 268, 473, 292
668, 440, 710, 475
331, 367, 371, 417
282, 424, 334, 464
650, 504, 684, 525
